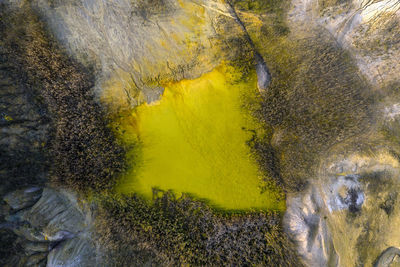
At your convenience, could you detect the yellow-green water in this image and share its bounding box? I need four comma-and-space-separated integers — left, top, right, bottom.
115, 64, 284, 211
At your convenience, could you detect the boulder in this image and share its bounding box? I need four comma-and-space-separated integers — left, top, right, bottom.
3, 187, 43, 211
47, 237, 96, 267
374, 247, 400, 267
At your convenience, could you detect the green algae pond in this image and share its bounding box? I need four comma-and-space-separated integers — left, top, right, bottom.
114, 64, 284, 211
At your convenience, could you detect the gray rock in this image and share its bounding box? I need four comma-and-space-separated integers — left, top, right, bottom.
21, 188, 86, 240
0, 41, 49, 200
325, 174, 364, 213
5, 209, 27, 223
284, 187, 339, 267
143, 86, 165, 104
47, 237, 96, 267
255, 52, 271, 93
1, 186, 96, 265
27, 0, 248, 109
24, 241, 51, 253
26, 252, 47, 266
3, 187, 43, 210
11, 222, 47, 242
4, 188, 85, 242
374, 247, 400, 267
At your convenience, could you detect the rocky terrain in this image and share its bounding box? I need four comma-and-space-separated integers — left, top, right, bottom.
2, 187, 96, 266
283, 0, 400, 266
0, 35, 50, 265
30, 0, 254, 109
1, 0, 399, 266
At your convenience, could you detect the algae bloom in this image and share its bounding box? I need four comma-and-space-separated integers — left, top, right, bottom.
115, 65, 284, 211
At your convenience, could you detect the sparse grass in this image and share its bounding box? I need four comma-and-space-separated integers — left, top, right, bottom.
232, 1, 373, 191
259, 35, 372, 190
234, 0, 290, 36
318, 0, 350, 8
318, 0, 352, 14
131, 0, 172, 20
233, 0, 289, 15
353, 14, 400, 56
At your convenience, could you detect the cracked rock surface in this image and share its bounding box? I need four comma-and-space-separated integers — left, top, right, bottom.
3, 187, 96, 266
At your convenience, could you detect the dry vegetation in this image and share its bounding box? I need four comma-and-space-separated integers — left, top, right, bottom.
0, 0, 376, 264
258, 35, 373, 191
353, 14, 400, 56
318, 0, 351, 9
0, 3, 125, 191
96, 192, 301, 266
0, 2, 302, 265
232, 0, 374, 191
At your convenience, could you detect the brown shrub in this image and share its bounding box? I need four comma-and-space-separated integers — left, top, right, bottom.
96, 191, 302, 266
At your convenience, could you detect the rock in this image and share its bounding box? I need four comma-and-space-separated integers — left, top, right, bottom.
47, 237, 96, 267
286, 150, 400, 266
1, 186, 96, 265
143, 86, 165, 104
25, 252, 47, 266
3, 187, 43, 211
5, 209, 28, 223
0, 40, 49, 200
324, 174, 364, 213
225, 2, 271, 93
0, 4, 98, 265
10, 222, 46, 242
255, 52, 271, 93
1, 0, 399, 266
23, 241, 51, 253
0, 30, 50, 266
374, 247, 400, 267
4, 188, 85, 241
26, 0, 252, 110
278, 1, 400, 265
285, 187, 338, 266
21, 188, 86, 240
